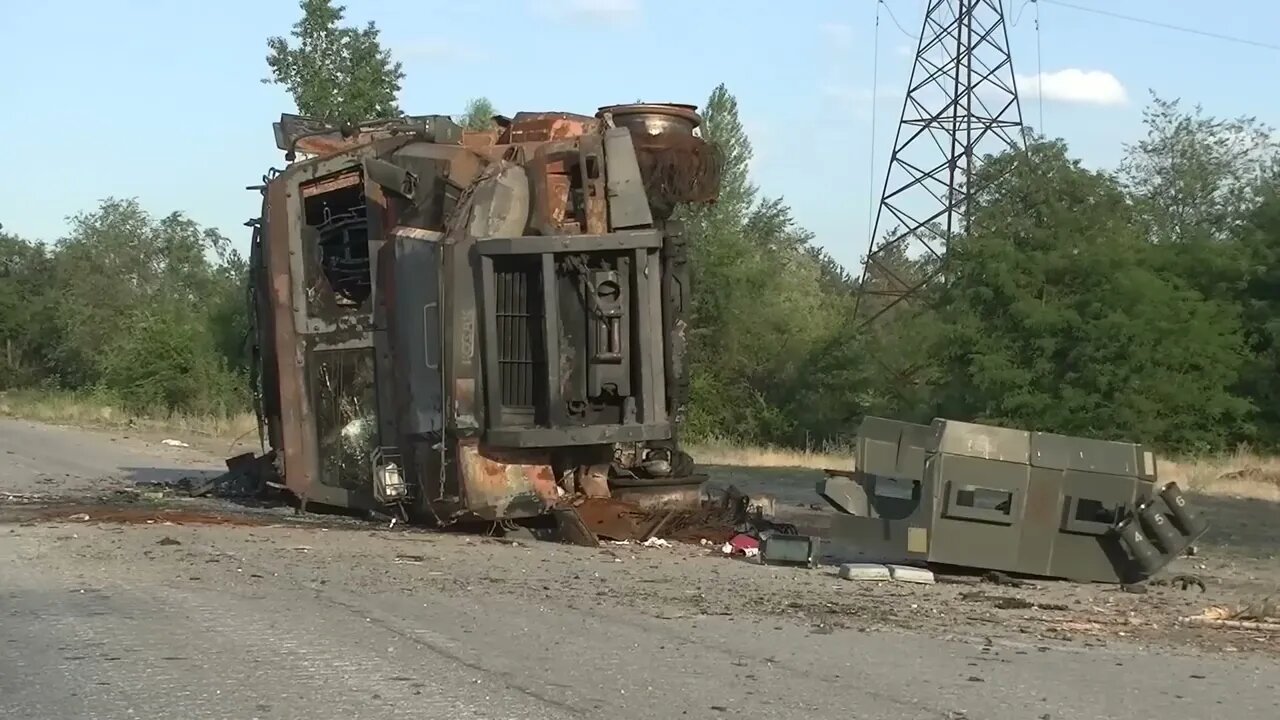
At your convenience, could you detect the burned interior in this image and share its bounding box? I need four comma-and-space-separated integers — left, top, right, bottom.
302, 170, 371, 311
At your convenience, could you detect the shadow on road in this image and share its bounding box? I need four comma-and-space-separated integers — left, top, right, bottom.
120, 466, 296, 514
1193, 494, 1280, 561
125, 466, 222, 487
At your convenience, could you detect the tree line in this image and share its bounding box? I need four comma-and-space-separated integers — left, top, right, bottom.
3, 1, 1279, 455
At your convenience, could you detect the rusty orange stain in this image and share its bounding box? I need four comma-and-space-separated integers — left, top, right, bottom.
456, 441, 559, 521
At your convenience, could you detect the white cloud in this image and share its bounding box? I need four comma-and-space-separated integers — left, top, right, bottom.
1017, 68, 1129, 107
530, 0, 641, 26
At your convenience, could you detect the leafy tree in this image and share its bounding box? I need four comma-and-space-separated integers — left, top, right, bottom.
459, 97, 497, 131
264, 0, 405, 123
100, 304, 245, 415
678, 85, 852, 444
0, 231, 55, 387
1122, 93, 1278, 246
1234, 169, 1280, 443
1122, 95, 1280, 447
44, 198, 246, 411
1121, 94, 1279, 307
933, 139, 1252, 452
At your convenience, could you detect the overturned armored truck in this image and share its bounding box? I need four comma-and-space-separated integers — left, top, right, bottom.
819, 417, 1209, 583
244, 104, 720, 523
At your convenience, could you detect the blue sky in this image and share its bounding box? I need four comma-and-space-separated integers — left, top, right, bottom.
2, 0, 1278, 271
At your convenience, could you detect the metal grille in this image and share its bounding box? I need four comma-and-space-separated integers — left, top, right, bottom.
493, 257, 543, 409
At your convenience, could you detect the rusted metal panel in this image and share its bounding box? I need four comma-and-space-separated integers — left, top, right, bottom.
265, 180, 318, 502
505, 113, 597, 144
573, 497, 643, 541
546, 174, 571, 227
300, 169, 362, 198
579, 133, 608, 235
461, 130, 500, 148
292, 130, 401, 159
610, 485, 704, 511
456, 440, 559, 520
526, 140, 581, 235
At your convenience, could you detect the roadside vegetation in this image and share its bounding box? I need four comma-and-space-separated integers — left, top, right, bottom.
3, 1, 1280, 499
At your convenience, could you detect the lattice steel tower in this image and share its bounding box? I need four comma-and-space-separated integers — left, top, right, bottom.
854, 0, 1025, 326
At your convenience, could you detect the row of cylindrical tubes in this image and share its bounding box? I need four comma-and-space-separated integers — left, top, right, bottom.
1115, 482, 1208, 578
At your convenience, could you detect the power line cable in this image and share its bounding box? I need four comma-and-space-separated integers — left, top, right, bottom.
1035, 0, 1044, 132
1040, 0, 1280, 52
879, 0, 916, 40
1012, 0, 1034, 27
868, 0, 882, 248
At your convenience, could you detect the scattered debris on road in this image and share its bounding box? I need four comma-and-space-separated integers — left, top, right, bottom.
1182, 601, 1280, 632
960, 591, 1070, 611
31, 504, 271, 527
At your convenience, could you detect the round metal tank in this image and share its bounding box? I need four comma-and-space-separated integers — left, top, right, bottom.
596, 103, 702, 138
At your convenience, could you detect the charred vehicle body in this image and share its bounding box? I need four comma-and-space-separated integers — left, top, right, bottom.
245, 104, 721, 524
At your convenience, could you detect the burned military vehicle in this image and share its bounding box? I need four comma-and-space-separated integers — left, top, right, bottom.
818, 417, 1209, 583
244, 104, 720, 524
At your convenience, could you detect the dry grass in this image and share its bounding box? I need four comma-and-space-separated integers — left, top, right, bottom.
688, 439, 1280, 502
0, 390, 257, 445
1160, 450, 1280, 502
5, 390, 1276, 503
688, 440, 850, 472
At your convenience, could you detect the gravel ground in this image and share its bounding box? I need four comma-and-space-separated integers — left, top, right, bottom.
2, 417, 1279, 719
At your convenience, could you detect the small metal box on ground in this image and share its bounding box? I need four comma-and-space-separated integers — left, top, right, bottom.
760, 534, 820, 569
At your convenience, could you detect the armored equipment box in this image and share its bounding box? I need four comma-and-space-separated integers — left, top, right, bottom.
819, 417, 1208, 583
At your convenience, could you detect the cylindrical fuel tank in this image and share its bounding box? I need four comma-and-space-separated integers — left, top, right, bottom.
596, 103, 702, 138
1159, 482, 1208, 538
594, 103, 720, 214
1115, 515, 1165, 578
1137, 499, 1184, 554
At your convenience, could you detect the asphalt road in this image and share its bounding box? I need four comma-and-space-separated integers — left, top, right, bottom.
0, 417, 224, 498
2, 417, 1278, 719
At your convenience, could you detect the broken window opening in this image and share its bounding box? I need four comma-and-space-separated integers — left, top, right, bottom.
955, 487, 1013, 515
304, 179, 371, 307
1074, 498, 1121, 526
311, 348, 378, 491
